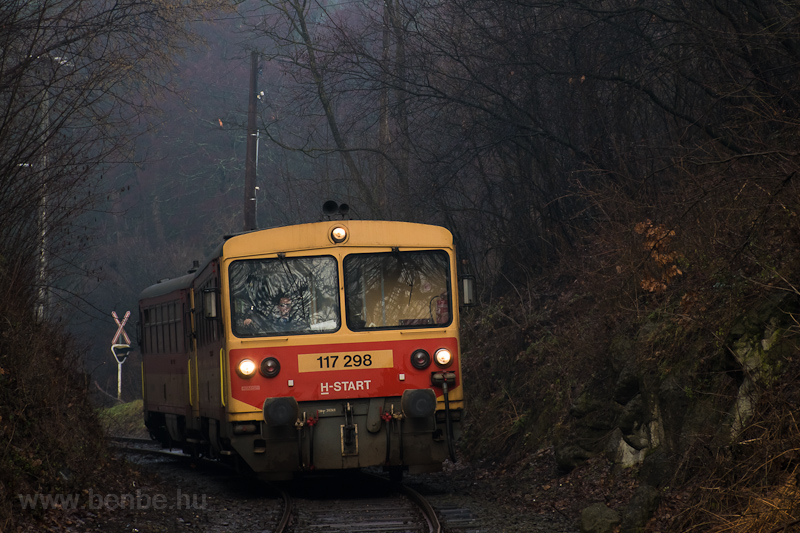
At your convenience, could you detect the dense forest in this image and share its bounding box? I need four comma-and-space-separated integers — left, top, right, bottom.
2, 0, 800, 531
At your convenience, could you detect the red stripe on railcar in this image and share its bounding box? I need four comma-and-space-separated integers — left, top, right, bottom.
229, 338, 459, 408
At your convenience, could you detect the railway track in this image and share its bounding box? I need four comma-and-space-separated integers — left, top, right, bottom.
110, 437, 475, 532
110, 437, 291, 530
286, 472, 440, 533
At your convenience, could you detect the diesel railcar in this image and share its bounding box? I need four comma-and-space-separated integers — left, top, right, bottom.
139, 219, 472, 480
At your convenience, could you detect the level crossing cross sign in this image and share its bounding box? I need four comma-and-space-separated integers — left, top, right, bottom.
111, 311, 132, 400
112, 311, 131, 345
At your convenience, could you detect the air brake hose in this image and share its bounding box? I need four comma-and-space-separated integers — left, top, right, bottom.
295, 413, 306, 469
382, 411, 393, 464
307, 413, 318, 470
441, 381, 456, 462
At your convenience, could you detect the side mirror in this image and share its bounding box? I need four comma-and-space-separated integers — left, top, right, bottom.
203, 288, 218, 319
459, 275, 476, 307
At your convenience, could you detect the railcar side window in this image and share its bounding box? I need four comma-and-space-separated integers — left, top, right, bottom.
344, 250, 451, 330
229, 255, 340, 337
141, 302, 184, 354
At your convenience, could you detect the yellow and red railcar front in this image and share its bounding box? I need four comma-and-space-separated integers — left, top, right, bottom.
218, 221, 464, 479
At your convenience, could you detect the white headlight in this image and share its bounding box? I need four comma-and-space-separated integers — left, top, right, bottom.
331, 226, 347, 243
237, 359, 257, 378
434, 348, 452, 367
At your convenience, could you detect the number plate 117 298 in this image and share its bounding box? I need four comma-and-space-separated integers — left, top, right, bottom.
297, 350, 393, 373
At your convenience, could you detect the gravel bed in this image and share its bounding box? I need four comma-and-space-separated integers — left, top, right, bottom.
16, 446, 634, 532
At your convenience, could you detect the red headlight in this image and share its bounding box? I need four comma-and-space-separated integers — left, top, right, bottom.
411, 349, 431, 370
260, 357, 280, 378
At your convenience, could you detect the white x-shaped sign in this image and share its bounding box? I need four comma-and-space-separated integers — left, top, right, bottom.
112, 311, 131, 345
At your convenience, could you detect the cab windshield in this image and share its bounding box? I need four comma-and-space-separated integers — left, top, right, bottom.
229, 256, 340, 337
343, 250, 451, 330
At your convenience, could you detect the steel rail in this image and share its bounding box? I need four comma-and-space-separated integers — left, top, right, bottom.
272, 486, 293, 533
361, 471, 441, 533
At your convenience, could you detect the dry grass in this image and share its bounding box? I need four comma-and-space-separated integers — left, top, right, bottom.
0, 304, 111, 530
653, 359, 800, 533
98, 399, 149, 438
709, 472, 800, 533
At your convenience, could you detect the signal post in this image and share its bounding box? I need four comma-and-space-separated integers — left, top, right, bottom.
111, 311, 132, 401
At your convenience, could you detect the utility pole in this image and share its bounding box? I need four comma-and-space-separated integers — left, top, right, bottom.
243, 51, 258, 231
36, 87, 50, 321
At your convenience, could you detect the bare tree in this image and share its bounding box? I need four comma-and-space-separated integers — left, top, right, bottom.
0, 0, 229, 320
250, 0, 447, 218
244, 0, 800, 294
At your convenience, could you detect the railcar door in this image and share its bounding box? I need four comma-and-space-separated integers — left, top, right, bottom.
188, 289, 199, 421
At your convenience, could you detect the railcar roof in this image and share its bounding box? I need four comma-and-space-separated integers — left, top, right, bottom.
140, 221, 453, 299
222, 220, 453, 258
139, 271, 196, 300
